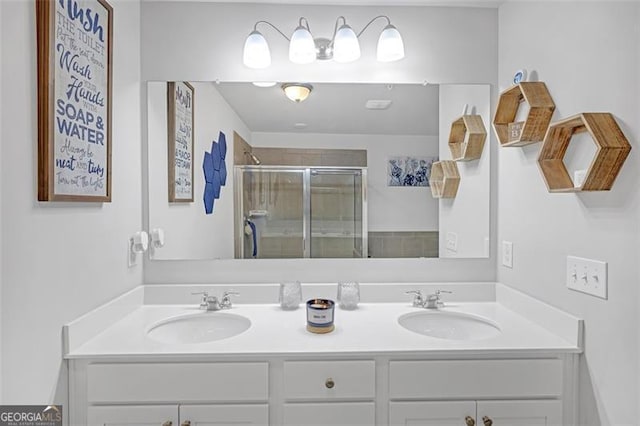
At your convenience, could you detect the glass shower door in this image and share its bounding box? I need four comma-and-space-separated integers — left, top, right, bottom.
236, 167, 306, 259
309, 168, 367, 258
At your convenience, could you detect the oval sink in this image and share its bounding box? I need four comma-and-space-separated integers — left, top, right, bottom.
147, 312, 251, 344
398, 311, 501, 340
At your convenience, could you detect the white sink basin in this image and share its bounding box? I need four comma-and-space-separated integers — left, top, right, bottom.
398, 311, 501, 340
147, 312, 251, 344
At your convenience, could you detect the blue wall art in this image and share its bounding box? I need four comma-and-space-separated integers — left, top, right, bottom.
202, 131, 228, 214
387, 156, 438, 187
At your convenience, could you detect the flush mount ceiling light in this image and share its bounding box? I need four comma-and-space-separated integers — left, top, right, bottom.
243, 15, 404, 69
282, 83, 313, 103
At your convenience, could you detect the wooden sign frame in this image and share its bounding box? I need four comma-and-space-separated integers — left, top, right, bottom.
36, 0, 113, 202
167, 82, 195, 202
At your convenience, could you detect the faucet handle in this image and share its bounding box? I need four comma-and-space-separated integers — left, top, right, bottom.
435, 289, 452, 307
192, 291, 210, 309
405, 290, 424, 307
220, 291, 240, 308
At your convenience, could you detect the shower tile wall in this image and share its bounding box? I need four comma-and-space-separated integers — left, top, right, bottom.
251, 148, 367, 167
368, 231, 439, 258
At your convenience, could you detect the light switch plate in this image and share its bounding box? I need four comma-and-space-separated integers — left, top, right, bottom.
446, 232, 458, 252
566, 256, 607, 299
502, 241, 513, 268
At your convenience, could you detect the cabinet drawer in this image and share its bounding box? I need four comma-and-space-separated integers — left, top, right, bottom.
389, 359, 563, 399
283, 402, 375, 425
283, 360, 375, 401
87, 362, 268, 403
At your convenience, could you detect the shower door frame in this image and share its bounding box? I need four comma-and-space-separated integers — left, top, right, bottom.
234, 165, 368, 259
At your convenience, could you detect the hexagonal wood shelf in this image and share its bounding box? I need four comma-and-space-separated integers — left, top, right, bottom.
430, 160, 460, 198
493, 82, 556, 147
537, 113, 631, 192
448, 114, 487, 161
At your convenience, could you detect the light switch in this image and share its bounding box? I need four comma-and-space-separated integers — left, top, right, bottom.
502, 241, 513, 268
446, 232, 458, 253
566, 256, 607, 299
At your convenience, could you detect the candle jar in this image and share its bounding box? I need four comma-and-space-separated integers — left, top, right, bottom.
306, 299, 335, 334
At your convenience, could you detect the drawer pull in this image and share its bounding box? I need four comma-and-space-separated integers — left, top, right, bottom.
162, 422, 172, 426
482, 416, 493, 426
181, 422, 191, 426
325, 378, 335, 389
465, 416, 475, 426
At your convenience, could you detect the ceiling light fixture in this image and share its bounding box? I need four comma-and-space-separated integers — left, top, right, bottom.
243, 15, 404, 69
282, 83, 313, 103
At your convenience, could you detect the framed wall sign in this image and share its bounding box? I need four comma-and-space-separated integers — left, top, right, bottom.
167, 82, 195, 202
36, 0, 113, 202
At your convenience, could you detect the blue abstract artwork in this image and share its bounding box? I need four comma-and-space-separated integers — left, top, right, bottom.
387, 156, 437, 187
202, 132, 228, 214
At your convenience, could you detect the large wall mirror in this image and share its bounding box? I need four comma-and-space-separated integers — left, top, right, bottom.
147, 81, 490, 260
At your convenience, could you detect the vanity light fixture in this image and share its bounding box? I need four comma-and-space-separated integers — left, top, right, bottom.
282, 83, 313, 103
243, 15, 404, 69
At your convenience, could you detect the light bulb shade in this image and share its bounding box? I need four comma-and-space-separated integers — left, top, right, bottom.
282, 83, 313, 103
333, 24, 360, 63
243, 30, 271, 69
289, 26, 316, 64
377, 24, 404, 62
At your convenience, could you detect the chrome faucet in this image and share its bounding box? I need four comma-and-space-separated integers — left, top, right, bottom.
406, 289, 452, 309
193, 291, 239, 311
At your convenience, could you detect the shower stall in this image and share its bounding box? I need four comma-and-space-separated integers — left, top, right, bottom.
234, 166, 367, 259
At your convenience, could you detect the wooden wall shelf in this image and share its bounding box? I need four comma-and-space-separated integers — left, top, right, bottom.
537, 113, 631, 192
448, 115, 487, 161
493, 82, 556, 147
430, 161, 460, 198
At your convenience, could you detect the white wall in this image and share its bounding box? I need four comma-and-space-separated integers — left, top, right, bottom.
0, 0, 143, 403
438, 85, 491, 258
497, 3, 639, 425
148, 82, 251, 259
142, 2, 498, 283
252, 132, 439, 232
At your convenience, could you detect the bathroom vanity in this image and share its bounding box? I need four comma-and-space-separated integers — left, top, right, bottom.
65, 283, 582, 426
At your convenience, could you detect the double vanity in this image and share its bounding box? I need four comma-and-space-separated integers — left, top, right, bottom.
65, 283, 582, 425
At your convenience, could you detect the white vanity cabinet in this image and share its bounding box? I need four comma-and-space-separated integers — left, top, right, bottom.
70, 355, 575, 426
282, 360, 376, 426
388, 359, 567, 426
70, 362, 270, 426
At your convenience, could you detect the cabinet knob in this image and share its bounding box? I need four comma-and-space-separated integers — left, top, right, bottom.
482, 416, 493, 426
325, 378, 335, 389
465, 416, 475, 426
162, 422, 172, 426
181, 422, 191, 426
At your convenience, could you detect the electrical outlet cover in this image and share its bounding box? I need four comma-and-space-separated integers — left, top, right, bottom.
502, 241, 513, 268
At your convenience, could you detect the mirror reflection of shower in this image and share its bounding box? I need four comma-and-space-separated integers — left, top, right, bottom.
244, 151, 262, 165
235, 166, 367, 259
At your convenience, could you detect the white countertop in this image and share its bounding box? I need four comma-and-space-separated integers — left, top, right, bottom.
64, 290, 582, 359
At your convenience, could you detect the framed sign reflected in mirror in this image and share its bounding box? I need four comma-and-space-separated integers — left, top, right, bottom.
167, 81, 195, 202
36, 0, 113, 202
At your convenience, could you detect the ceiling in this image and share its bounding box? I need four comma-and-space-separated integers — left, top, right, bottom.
215, 82, 439, 136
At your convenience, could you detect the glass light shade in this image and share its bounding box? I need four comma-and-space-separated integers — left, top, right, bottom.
282, 84, 312, 103
289, 26, 316, 64
243, 30, 271, 69
377, 24, 405, 62
333, 24, 360, 63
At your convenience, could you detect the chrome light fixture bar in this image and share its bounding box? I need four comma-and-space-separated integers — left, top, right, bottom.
243, 15, 405, 69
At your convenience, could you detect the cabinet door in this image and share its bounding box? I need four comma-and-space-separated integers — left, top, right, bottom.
389, 401, 477, 426
179, 404, 268, 426
477, 401, 562, 426
87, 405, 178, 426
283, 402, 375, 426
